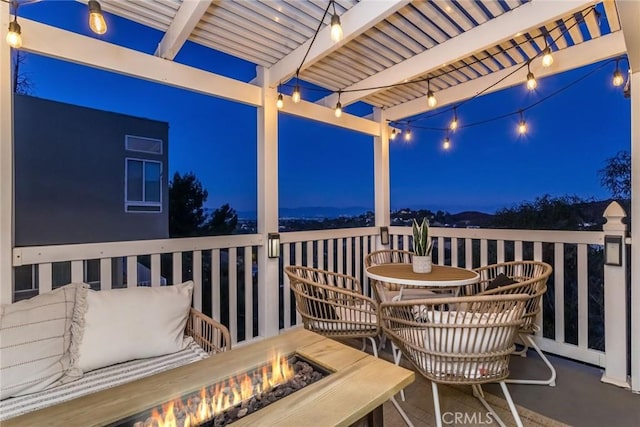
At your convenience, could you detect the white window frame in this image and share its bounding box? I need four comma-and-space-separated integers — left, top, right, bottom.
125, 158, 162, 213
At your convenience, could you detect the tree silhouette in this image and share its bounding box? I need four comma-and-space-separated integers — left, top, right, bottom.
204, 203, 238, 236
168, 172, 209, 237
599, 150, 630, 200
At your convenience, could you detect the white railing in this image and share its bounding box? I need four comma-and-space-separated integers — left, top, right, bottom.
11, 224, 624, 374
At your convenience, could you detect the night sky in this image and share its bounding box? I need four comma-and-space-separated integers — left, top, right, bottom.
17, 1, 631, 215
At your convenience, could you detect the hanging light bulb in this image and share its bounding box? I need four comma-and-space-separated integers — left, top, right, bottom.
6, 17, 21, 49
330, 1, 343, 43
292, 84, 301, 104
404, 128, 412, 141
334, 101, 342, 118
426, 79, 437, 108
450, 107, 458, 131
330, 14, 343, 43
390, 128, 397, 140
88, 0, 107, 35
276, 93, 284, 109
612, 59, 624, 87
443, 136, 451, 150
525, 62, 537, 91
542, 46, 554, 68
518, 111, 527, 135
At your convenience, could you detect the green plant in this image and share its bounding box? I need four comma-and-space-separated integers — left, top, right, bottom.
412, 218, 433, 256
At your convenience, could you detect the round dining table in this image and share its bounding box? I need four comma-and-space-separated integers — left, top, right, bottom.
365, 263, 480, 299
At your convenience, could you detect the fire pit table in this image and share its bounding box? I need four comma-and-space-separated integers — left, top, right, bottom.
3, 328, 414, 426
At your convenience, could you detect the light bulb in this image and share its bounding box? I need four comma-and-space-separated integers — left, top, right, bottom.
404, 129, 412, 141
330, 14, 343, 43
88, 0, 107, 35
276, 93, 284, 109
450, 118, 458, 131
292, 84, 301, 103
426, 90, 437, 108
334, 101, 342, 118
542, 47, 553, 67
390, 128, 397, 140
443, 137, 451, 150
518, 120, 527, 135
612, 69, 624, 87
6, 20, 21, 49
526, 72, 537, 90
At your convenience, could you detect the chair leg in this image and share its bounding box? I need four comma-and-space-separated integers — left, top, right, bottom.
390, 396, 414, 427
431, 381, 442, 427
505, 333, 557, 386
391, 342, 406, 401
367, 336, 379, 358
499, 381, 524, 427
471, 384, 508, 427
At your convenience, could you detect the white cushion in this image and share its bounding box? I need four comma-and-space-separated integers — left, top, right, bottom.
0, 283, 88, 400
75, 281, 193, 372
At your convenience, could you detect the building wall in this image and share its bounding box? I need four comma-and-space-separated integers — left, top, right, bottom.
14, 95, 169, 246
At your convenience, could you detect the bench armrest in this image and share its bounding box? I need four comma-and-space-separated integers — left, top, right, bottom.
185, 308, 231, 354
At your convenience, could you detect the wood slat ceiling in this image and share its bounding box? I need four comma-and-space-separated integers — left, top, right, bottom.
96, 0, 620, 115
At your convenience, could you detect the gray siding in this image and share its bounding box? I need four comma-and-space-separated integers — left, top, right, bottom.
14, 95, 169, 246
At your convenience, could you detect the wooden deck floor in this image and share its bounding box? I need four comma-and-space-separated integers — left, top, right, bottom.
356, 340, 640, 426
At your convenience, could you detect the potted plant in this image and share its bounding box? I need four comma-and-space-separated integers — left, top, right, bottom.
412, 218, 433, 273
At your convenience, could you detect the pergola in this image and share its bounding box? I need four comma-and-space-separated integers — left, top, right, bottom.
1, 0, 639, 391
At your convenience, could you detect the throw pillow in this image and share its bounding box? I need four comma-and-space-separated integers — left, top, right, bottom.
485, 273, 518, 291
74, 281, 194, 373
0, 283, 88, 400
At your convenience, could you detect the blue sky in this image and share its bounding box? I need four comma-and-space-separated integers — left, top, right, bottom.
17, 1, 631, 215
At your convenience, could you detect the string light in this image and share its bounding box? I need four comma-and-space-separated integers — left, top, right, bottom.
390, 128, 397, 140
449, 106, 458, 131
526, 62, 537, 91
442, 135, 451, 150
518, 110, 527, 135
6, 15, 21, 49
404, 128, 412, 141
426, 79, 437, 108
292, 71, 301, 103
276, 93, 284, 109
541, 45, 554, 68
334, 91, 342, 118
330, 1, 343, 43
88, 0, 107, 35
612, 58, 624, 87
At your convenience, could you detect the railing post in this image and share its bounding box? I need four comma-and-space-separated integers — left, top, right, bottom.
0, 1, 14, 304
256, 66, 280, 339
601, 201, 630, 388
373, 108, 390, 250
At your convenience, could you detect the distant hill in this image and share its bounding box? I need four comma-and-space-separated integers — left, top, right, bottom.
237, 206, 370, 220
448, 211, 495, 227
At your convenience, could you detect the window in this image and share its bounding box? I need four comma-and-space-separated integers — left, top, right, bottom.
125, 158, 162, 212
125, 135, 163, 155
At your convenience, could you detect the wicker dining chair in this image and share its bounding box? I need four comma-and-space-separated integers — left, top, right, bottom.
381, 294, 529, 427
462, 260, 555, 386
284, 265, 380, 357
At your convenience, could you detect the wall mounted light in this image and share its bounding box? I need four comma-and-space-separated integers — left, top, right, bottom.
604, 235, 623, 266
268, 233, 280, 258
88, 0, 107, 35
379, 226, 390, 245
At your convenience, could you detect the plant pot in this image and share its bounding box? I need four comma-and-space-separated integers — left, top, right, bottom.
412, 255, 432, 273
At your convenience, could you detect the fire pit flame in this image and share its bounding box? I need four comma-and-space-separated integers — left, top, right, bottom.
140, 352, 296, 427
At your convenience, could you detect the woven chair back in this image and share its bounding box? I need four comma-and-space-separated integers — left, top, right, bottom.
365, 250, 414, 294
284, 265, 379, 339
464, 261, 552, 334
380, 294, 528, 385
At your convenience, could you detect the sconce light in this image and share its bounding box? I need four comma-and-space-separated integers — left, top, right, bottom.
268, 233, 280, 258
604, 235, 622, 266
379, 226, 389, 245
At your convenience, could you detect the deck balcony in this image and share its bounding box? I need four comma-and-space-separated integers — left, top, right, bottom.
2, 0, 640, 425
